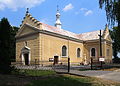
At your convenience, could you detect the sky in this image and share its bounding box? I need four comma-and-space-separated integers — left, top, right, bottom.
0, 0, 107, 34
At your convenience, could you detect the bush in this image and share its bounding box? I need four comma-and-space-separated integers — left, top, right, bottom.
113, 58, 120, 63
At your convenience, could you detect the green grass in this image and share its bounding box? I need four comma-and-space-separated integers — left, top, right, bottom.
1, 69, 120, 86
11, 69, 56, 76
19, 69, 56, 76
27, 75, 92, 86
26, 74, 120, 86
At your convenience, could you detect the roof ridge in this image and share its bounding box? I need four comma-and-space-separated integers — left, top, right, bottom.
79, 30, 104, 35
41, 22, 77, 35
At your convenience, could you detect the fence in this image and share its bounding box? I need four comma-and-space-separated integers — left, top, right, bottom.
11, 58, 120, 73
11, 58, 70, 73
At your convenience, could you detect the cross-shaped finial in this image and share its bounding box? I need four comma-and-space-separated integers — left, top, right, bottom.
26, 8, 29, 14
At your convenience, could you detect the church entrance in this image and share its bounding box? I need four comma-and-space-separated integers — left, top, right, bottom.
54, 56, 59, 64
24, 53, 29, 65
21, 46, 30, 65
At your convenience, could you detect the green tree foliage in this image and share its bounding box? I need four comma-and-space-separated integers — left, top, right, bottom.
99, 0, 120, 28
110, 27, 119, 58
0, 18, 19, 74
0, 18, 12, 74
110, 27, 120, 63
11, 26, 19, 61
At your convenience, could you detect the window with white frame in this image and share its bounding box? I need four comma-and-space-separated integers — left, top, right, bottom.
62, 45, 67, 56
77, 48, 80, 57
91, 48, 96, 57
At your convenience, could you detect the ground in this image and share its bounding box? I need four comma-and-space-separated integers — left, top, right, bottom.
0, 70, 120, 86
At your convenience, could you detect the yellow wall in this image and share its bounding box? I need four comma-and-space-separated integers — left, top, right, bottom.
16, 34, 40, 63
83, 40, 112, 63
16, 32, 113, 65
40, 33, 84, 64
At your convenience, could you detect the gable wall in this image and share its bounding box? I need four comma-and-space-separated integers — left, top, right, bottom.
18, 26, 37, 37
22, 15, 41, 29
16, 34, 40, 63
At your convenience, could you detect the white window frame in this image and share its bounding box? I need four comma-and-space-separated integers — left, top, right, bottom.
90, 47, 97, 57
61, 45, 68, 57
76, 48, 81, 58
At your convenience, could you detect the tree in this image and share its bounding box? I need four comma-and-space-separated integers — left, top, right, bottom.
110, 27, 119, 58
110, 27, 120, 63
10, 26, 19, 61
0, 18, 13, 74
99, 0, 120, 28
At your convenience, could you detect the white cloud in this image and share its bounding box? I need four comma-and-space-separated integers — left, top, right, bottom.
63, 3, 73, 12
85, 10, 93, 16
0, 0, 45, 11
80, 8, 87, 11
75, 8, 93, 16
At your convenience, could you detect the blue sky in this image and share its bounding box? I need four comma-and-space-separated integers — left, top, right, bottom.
0, 0, 107, 34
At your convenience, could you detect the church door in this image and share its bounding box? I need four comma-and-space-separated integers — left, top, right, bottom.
24, 53, 29, 65
54, 56, 59, 64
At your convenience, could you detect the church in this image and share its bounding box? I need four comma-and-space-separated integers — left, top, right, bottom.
16, 8, 112, 65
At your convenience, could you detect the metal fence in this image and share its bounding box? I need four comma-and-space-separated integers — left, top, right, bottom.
11, 58, 70, 73
11, 59, 120, 73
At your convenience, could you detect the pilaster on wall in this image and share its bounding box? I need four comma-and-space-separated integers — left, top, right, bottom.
39, 33, 42, 63
83, 42, 89, 63
102, 41, 106, 58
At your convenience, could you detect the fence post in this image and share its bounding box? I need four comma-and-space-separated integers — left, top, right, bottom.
68, 57, 70, 73
35, 59, 37, 69
101, 61, 102, 69
91, 57, 93, 70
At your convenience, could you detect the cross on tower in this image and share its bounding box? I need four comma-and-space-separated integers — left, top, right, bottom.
26, 8, 29, 15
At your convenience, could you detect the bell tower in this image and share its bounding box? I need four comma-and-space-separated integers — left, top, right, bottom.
55, 5, 62, 29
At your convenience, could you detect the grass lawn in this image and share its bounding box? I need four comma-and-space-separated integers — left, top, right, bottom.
0, 70, 120, 86
27, 74, 120, 86
18, 69, 56, 76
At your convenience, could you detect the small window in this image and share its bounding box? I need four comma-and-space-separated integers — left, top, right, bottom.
77, 48, 80, 57
62, 46, 67, 56
107, 49, 109, 56
91, 48, 96, 57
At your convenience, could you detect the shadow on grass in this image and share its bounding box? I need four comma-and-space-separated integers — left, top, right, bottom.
27, 75, 93, 86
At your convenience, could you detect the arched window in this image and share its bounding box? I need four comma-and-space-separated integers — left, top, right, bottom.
62, 46, 67, 56
91, 48, 96, 57
77, 48, 80, 57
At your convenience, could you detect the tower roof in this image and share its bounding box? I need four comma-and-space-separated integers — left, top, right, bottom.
55, 5, 62, 29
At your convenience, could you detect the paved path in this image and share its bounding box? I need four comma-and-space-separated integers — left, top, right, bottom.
69, 70, 120, 82
97, 71, 120, 82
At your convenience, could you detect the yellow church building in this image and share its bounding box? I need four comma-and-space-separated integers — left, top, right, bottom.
16, 9, 112, 65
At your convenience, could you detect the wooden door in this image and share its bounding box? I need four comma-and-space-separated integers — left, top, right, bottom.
54, 56, 58, 64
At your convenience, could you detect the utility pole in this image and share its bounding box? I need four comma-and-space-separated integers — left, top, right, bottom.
68, 36, 70, 73
98, 30, 102, 69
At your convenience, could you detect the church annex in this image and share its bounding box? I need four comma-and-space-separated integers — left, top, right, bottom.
16, 9, 112, 65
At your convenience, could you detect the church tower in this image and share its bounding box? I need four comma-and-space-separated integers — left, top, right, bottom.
55, 6, 62, 29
